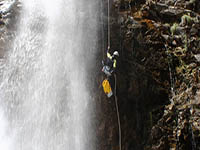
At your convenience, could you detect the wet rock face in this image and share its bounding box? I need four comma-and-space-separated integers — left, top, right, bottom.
109, 0, 200, 149
0, 0, 21, 58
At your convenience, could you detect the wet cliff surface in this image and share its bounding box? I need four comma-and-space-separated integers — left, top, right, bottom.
0, 0, 21, 58
98, 0, 200, 150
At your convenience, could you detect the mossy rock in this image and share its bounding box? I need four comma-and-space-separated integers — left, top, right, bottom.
181, 14, 194, 26
170, 23, 179, 35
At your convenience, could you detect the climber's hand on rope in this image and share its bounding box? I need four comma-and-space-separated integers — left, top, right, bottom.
107, 46, 110, 54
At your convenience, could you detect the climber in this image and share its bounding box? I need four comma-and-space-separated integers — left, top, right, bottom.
102, 46, 119, 76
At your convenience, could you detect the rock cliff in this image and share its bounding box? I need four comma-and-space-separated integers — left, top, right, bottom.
98, 0, 200, 150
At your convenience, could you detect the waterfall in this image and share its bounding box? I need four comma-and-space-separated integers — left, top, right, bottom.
0, 0, 98, 150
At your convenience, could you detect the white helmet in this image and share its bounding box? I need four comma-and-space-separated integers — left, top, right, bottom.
113, 51, 119, 57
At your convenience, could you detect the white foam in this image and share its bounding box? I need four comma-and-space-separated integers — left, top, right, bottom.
0, 109, 14, 150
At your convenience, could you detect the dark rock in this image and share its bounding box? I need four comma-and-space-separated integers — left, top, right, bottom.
0, 19, 5, 26
194, 54, 200, 62
160, 7, 184, 17
190, 26, 198, 35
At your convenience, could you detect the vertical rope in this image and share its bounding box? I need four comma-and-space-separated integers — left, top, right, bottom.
114, 74, 122, 150
101, 0, 105, 59
108, 0, 110, 47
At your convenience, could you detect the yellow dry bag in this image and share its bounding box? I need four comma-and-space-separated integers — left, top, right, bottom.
102, 79, 113, 98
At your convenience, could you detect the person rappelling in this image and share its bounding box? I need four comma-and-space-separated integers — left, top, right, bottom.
102, 46, 119, 77
102, 46, 119, 98
102, 0, 120, 98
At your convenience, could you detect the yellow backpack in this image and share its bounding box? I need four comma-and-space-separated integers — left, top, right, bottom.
102, 79, 113, 98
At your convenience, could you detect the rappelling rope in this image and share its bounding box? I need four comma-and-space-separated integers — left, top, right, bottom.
114, 74, 122, 150
108, 0, 110, 47
101, 0, 105, 59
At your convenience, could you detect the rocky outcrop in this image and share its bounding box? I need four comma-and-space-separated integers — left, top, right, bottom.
105, 0, 200, 149
0, 0, 21, 58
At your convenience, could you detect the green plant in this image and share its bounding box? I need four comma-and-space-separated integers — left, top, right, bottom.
189, 0, 196, 3
170, 23, 178, 35
181, 14, 194, 25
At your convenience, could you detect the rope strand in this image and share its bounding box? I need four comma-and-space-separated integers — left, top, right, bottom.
108, 0, 110, 47
101, 0, 105, 59
114, 74, 122, 150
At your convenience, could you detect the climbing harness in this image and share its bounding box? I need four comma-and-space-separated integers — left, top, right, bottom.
102, 65, 112, 76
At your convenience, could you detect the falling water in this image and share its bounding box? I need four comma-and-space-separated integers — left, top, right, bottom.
0, 0, 98, 150
165, 45, 175, 103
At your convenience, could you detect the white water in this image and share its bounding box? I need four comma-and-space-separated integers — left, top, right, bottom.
0, 0, 98, 150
